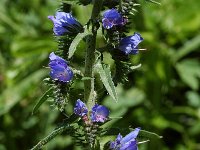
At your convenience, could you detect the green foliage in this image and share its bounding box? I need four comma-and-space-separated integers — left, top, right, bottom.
68, 29, 92, 59
95, 61, 118, 102
31, 124, 72, 150
32, 87, 53, 115
176, 59, 200, 90
0, 0, 200, 150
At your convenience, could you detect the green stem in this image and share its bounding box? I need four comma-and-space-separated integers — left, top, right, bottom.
84, 0, 103, 111
119, 0, 122, 11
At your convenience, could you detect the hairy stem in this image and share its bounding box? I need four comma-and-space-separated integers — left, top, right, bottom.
84, 0, 103, 111
119, 0, 122, 11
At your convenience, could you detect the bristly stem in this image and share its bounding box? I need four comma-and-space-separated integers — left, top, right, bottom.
119, 0, 122, 11
84, 0, 103, 111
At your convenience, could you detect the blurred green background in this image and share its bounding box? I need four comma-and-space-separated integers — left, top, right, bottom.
0, 0, 200, 150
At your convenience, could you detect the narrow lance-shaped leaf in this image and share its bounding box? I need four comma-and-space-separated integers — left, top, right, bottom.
95, 61, 118, 102
101, 128, 162, 140
130, 64, 142, 70
32, 87, 53, 115
30, 113, 78, 150
68, 29, 92, 59
30, 124, 71, 150
139, 129, 163, 140
62, 0, 79, 5
145, 0, 161, 5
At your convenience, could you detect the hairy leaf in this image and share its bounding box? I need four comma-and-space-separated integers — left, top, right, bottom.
145, 0, 161, 5
32, 87, 53, 115
68, 30, 91, 59
30, 124, 72, 150
139, 129, 162, 140
95, 62, 118, 102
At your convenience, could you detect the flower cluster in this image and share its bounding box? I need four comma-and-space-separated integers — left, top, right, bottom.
110, 128, 140, 150
102, 9, 144, 55
49, 52, 73, 82
74, 99, 110, 123
48, 12, 83, 36
102, 9, 127, 29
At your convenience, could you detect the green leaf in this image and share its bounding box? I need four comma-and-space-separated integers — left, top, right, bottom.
186, 91, 200, 108
173, 34, 200, 62
62, 0, 78, 5
130, 64, 142, 70
139, 129, 162, 140
30, 124, 72, 150
63, 113, 79, 124
175, 59, 200, 90
101, 127, 130, 136
95, 62, 118, 102
102, 127, 162, 140
68, 30, 92, 59
0, 69, 47, 116
145, 0, 161, 5
81, 77, 92, 80
32, 87, 53, 115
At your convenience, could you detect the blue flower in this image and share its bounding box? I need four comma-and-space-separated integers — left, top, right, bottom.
49, 52, 73, 82
110, 128, 140, 150
48, 12, 83, 35
119, 33, 144, 55
102, 9, 127, 29
91, 104, 110, 123
74, 99, 88, 117
74, 100, 109, 122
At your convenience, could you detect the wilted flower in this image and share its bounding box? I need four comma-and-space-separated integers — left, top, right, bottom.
102, 9, 127, 29
48, 12, 83, 35
110, 128, 140, 150
119, 32, 144, 55
49, 52, 73, 82
74, 99, 88, 117
91, 104, 110, 123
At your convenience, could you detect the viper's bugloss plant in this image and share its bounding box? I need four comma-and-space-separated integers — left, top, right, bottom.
31, 0, 162, 150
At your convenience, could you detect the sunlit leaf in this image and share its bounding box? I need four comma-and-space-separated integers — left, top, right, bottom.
68, 29, 92, 59
95, 62, 118, 102
176, 59, 200, 90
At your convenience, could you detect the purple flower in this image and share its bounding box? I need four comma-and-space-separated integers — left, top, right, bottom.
91, 104, 110, 123
73, 101, 109, 123
110, 134, 123, 149
110, 128, 141, 150
49, 52, 73, 82
119, 33, 144, 55
48, 12, 83, 35
102, 9, 127, 29
74, 99, 88, 117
